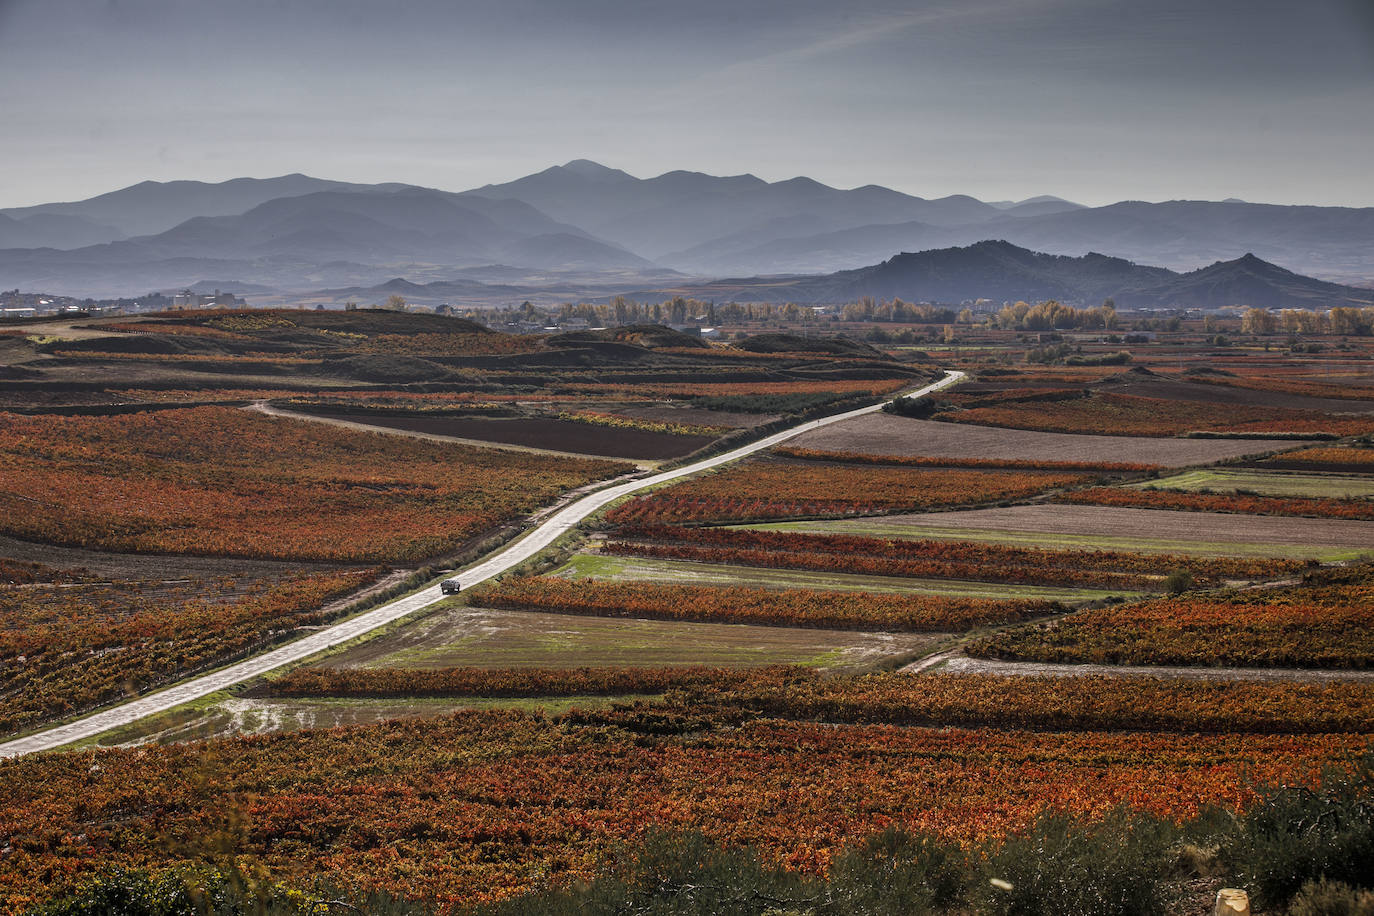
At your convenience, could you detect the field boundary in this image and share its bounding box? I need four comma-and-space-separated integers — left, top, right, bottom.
0, 370, 964, 758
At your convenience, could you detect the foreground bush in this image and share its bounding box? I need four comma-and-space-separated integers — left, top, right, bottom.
974, 810, 1174, 916
1224, 754, 1374, 908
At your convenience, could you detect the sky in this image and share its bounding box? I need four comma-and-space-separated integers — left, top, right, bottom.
1, 0, 1372, 208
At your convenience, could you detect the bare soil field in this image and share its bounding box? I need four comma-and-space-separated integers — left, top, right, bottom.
318, 604, 935, 671
298, 409, 716, 459
748, 504, 1374, 560
611, 404, 780, 428
789, 414, 1296, 466
1092, 375, 1374, 414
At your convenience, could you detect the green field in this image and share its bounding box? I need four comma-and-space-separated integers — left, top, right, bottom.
1131, 468, 1374, 499
317, 601, 940, 671
555, 552, 1137, 602
740, 519, 1370, 561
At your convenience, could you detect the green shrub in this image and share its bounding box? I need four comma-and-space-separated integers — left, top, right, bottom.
1164, 569, 1195, 595
28, 867, 290, 916
975, 809, 1175, 916
474, 828, 819, 916
825, 826, 970, 914
1287, 879, 1374, 916
1223, 753, 1374, 909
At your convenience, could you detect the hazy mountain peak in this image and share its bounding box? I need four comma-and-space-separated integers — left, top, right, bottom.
556, 159, 634, 182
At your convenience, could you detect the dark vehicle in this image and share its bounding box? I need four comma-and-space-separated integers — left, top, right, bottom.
440, 579, 462, 595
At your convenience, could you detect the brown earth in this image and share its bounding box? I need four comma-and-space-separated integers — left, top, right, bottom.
844, 504, 1374, 551
1092, 375, 1374, 414
789, 414, 1297, 467
298, 410, 717, 459
610, 405, 780, 428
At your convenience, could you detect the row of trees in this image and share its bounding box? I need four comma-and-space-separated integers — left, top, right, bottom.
1241, 305, 1374, 336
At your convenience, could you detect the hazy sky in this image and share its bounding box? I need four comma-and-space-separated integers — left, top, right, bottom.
1, 0, 1371, 208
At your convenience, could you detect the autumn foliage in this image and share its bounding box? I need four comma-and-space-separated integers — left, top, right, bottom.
0, 568, 374, 735
0, 709, 1360, 912
607, 525, 1304, 590
942, 391, 1374, 437
701, 670, 1374, 735
772, 445, 1160, 473
268, 664, 768, 699
475, 577, 1053, 631
605, 461, 1089, 525
0, 407, 626, 562
1059, 486, 1374, 520
968, 570, 1374, 669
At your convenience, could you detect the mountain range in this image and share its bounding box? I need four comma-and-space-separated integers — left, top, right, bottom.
318, 242, 1374, 311
620, 241, 1373, 309
1, 161, 1372, 299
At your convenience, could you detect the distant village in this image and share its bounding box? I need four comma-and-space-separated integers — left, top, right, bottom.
0, 288, 246, 320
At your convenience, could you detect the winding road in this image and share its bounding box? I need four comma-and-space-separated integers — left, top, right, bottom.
0, 370, 962, 758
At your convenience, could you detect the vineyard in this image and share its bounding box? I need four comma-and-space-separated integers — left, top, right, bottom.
0, 567, 374, 735
6, 305, 1374, 914
0, 708, 1360, 912
1059, 486, 1374, 520
474, 577, 1054, 631
691, 669, 1374, 735
604, 461, 1089, 525
0, 703, 1363, 911
772, 445, 1160, 473
968, 569, 1374, 669
1263, 446, 1374, 467
0, 407, 626, 562
268, 664, 771, 699
940, 391, 1374, 437
604, 525, 1305, 590
269, 664, 1374, 734
570, 378, 911, 399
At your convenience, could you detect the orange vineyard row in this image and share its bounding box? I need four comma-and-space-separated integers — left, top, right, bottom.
608, 525, 1304, 589
1058, 486, 1374, 520
0, 568, 374, 736
474, 577, 1053, 631
0, 407, 626, 562
605, 461, 1088, 525
969, 570, 1374, 669
942, 392, 1374, 437
0, 709, 1359, 911
269, 665, 766, 699
772, 445, 1160, 473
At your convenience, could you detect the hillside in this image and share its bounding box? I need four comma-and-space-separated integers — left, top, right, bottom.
627, 241, 1374, 307
2, 162, 1374, 296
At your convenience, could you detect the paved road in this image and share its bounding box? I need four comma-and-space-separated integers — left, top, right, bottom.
0, 371, 962, 758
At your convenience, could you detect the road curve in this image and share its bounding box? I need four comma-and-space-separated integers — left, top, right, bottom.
0, 370, 963, 758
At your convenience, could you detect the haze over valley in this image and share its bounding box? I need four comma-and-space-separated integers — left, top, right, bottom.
4, 161, 1374, 304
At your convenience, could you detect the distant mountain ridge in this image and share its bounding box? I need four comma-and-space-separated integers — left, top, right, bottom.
1, 161, 1373, 297
624, 241, 1374, 308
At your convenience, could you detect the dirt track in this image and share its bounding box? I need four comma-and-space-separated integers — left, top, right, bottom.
0, 371, 964, 758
